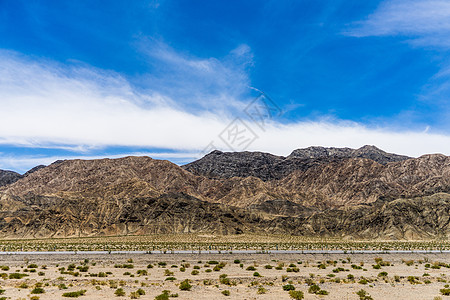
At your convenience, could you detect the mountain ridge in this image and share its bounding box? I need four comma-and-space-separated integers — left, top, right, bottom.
0, 146, 449, 239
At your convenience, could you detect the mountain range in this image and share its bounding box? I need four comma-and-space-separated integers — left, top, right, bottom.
0, 145, 449, 240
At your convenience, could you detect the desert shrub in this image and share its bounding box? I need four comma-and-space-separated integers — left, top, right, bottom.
407, 276, 419, 284
308, 284, 320, 294
441, 288, 450, 296
246, 266, 256, 271
77, 266, 89, 272
18, 282, 28, 288
62, 290, 86, 297
59, 283, 68, 290
233, 259, 240, 264
257, 287, 267, 294
358, 278, 368, 284
191, 270, 199, 275
9, 273, 28, 279
31, 287, 45, 294
165, 277, 176, 281
114, 288, 125, 296
283, 284, 295, 291
265, 265, 273, 269
155, 291, 169, 300
253, 272, 261, 277
356, 289, 373, 300
289, 290, 304, 299
221, 290, 230, 296
179, 279, 192, 291
378, 272, 388, 277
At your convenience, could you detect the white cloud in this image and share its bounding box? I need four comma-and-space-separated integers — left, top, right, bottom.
346, 0, 450, 47
1, 50, 450, 173
135, 39, 253, 113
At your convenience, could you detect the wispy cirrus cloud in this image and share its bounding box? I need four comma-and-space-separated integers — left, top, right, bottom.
135, 38, 253, 113
344, 0, 450, 130
346, 0, 450, 47
1, 48, 450, 173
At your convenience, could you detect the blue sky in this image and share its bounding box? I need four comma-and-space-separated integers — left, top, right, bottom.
1, 0, 450, 173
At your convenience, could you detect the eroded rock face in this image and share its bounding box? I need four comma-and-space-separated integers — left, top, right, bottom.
182, 145, 411, 181
0, 147, 449, 239
0, 170, 22, 187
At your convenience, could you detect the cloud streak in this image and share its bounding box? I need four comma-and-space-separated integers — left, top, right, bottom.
346, 0, 450, 47
1, 49, 450, 172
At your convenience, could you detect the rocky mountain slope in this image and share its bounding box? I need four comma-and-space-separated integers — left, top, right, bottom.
0, 170, 23, 187
0, 146, 449, 239
0, 165, 47, 187
182, 145, 411, 180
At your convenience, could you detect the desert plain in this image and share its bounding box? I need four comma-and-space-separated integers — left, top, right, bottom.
0, 251, 450, 300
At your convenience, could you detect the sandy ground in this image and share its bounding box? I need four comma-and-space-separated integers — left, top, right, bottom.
0, 253, 449, 299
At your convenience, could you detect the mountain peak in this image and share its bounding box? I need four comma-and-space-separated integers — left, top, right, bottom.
288, 145, 410, 165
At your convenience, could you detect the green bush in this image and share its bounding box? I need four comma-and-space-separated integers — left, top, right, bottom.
289, 290, 304, 300
358, 278, 368, 284
179, 279, 192, 291
283, 284, 295, 291
257, 287, 267, 294
356, 289, 373, 300
9, 273, 28, 279
308, 284, 320, 294
155, 292, 169, 300
441, 288, 450, 296
62, 290, 86, 297
31, 287, 45, 294
221, 290, 230, 296
114, 288, 125, 296
136, 288, 145, 295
